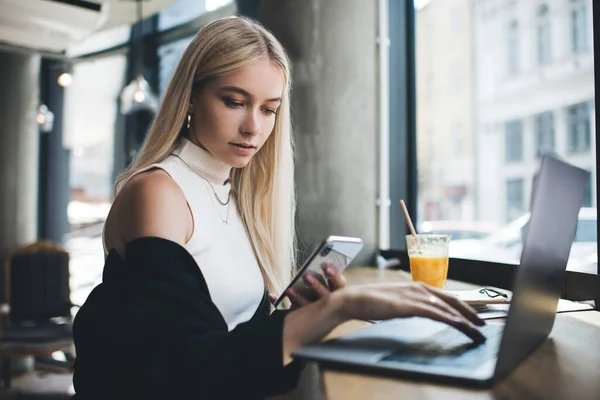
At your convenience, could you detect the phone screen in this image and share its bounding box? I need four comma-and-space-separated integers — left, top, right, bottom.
274, 237, 363, 309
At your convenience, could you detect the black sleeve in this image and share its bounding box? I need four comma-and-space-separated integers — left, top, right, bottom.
181, 309, 304, 398
72, 240, 304, 400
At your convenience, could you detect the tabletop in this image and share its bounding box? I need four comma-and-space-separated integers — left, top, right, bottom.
279, 267, 600, 400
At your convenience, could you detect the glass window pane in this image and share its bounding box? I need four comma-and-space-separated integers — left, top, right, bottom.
158, 0, 234, 31
415, 0, 596, 273
537, 4, 551, 64
159, 0, 207, 31
63, 55, 127, 306
571, 1, 590, 52
505, 120, 523, 163
506, 178, 524, 222
158, 36, 195, 97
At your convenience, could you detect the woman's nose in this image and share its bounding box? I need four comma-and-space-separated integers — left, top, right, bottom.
240, 109, 261, 136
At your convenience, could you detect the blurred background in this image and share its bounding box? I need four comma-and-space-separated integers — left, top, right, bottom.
0, 0, 596, 396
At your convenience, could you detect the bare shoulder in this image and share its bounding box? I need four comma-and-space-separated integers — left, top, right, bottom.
112, 169, 191, 246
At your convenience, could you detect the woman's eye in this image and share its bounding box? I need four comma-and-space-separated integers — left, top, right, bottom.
263, 108, 277, 116
224, 98, 244, 108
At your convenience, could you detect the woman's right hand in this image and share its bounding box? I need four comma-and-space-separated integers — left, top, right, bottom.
281, 281, 487, 365
338, 282, 487, 342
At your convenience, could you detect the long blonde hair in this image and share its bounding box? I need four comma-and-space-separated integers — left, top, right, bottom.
115, 17, 296, 295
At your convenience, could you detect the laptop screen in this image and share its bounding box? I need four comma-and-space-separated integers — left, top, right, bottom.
493, 153, 589, 381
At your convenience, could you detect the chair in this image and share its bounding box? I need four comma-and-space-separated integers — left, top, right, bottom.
0, 240, 75, 388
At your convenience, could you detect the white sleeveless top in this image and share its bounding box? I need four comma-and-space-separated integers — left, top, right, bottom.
105, 138, 265, 331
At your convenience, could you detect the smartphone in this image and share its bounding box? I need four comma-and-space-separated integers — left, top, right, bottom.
273, 235, 364, 309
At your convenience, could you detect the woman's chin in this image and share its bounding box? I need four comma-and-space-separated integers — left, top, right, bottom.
226, 154, 253, 169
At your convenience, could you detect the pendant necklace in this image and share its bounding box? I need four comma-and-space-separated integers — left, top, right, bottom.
174, 154, 231, 224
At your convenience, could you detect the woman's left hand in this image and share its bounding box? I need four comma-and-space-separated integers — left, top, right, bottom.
267, 263, 347, 308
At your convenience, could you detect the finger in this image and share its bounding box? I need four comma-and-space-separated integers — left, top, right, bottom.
425, 287, 486, 326
416, 293, 463, 320
267, 293, 277, 304
303, 273, 330, 298
322, 264, 347, 290
409, 302, 486, 344
287, 288, 309, 307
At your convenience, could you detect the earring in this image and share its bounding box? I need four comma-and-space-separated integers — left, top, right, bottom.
186, 114, 191, 130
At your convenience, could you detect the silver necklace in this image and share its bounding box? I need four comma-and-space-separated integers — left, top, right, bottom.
174, 154, 231, 224
174, 154, 231, 205
202, 181, 231, 224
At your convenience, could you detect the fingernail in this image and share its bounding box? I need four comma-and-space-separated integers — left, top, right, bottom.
304, 274, 316, 285
325, 266, 336, 277
476, 318, 486, 326
268, 294, 277, 303
473, 330, 486, 343
287, 289, 297, 298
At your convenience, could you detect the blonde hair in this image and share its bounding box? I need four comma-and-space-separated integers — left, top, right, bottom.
115, 17, 296, 295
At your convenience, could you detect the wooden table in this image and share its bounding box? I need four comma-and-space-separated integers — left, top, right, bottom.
298, 267, 600, 400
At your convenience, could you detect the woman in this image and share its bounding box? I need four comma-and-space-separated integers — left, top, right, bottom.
72, 16, 485, 400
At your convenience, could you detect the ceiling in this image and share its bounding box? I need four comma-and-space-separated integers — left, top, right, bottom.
0, 0, 178, 53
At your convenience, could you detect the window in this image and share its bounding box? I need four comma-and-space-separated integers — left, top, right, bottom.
415, 0, 596, 269
568, 102, 591, 153
158, 36, 195, 97
535, 111, 554, 156
537, 4, 551, 64
507, 20, 519, 75
571, 0, 589, 52
63, 55, 127, 307
506, 179, 525, 222
505, 120, 523, 163
582, 172, 593, 207
158, 0, 206, 30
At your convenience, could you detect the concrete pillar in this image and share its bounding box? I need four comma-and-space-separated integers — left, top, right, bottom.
0, 51, 40, 256
0, 50, 41, 377
260, 0, 379, 265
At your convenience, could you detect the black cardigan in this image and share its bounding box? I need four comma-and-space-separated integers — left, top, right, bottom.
72, 237, 304, 400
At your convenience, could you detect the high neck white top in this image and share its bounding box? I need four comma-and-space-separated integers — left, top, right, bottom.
107, 137, 265, 330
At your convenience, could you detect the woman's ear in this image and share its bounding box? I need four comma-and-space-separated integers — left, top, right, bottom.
187, 103, 194, 115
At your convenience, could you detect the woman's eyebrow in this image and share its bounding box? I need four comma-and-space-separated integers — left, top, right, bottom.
220, 85, 281, 103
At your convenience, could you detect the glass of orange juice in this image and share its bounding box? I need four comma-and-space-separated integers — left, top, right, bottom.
405, 234, 451, 288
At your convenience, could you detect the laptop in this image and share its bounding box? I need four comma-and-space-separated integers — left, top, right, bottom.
293, 154, 589, 387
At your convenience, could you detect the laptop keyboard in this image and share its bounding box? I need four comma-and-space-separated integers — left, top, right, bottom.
381, 323, 504, 368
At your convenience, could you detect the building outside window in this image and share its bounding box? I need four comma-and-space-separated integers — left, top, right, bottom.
506, 178, 525, 222
416, 0, 596, 272
571, 0, 589, 52
507, 20, 519, 75
568, 102, 592, 153
505, 120, 523, 163
583, 172, 593, 207
537, 4, 551, 65
535, 111, 554, 157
